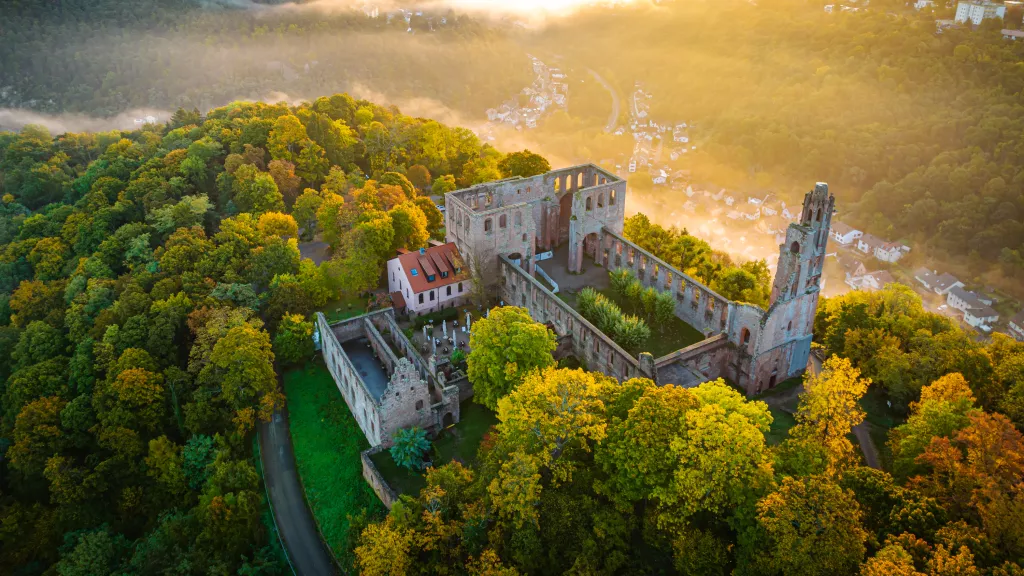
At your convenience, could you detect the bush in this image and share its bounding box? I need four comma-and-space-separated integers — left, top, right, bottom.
609, 269, 636, 296
390, 427, 431, 471
655, 290, 676, 324
577, 287, 600, 318
641, 286, 659, 318
624, 279, 643, 302
614, 315, 651, 350
591, 296, 623, 335
450, 348, 466, 366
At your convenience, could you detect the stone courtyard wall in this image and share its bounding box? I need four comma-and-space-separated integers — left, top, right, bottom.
498, 255, 654, 381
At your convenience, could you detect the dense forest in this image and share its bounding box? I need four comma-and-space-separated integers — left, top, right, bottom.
354, 284, 1024, 575
535, 0, 1024, 283
0, 90, 535, 574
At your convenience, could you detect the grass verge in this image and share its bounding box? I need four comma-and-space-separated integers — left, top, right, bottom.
320, 294, 370, 324
764, 407, 797, 446
284, 360, 384, 562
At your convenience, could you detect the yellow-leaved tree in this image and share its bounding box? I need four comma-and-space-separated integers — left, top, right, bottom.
791, 355, 870, 476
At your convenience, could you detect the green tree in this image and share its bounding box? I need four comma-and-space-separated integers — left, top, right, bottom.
273, 313, 314, 366
231, 165, 284, 215
390, 427, 431, 471
467, 307, 556, 410
498, 150, 551, 179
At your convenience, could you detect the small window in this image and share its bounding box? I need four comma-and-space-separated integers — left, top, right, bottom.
522, 233, 527, 242
446, 286, 452, 296
459, 282, 463, 293
527, 186, 532, 193
411, 268, 419, 276
790, 241, 800, 253
419, 293, 424, 304
430, 291, 435, 301
598, 193, 604, 208
415, 400, 424, 410
499, 214, 507, 228
515, 212, 522, 226
610, 190, 617, 205
586, 197, 593, 211
484, 218, 492, 232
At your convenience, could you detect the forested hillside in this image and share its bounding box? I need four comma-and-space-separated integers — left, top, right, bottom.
0, 92, 526, 574
535, 0, 1024, 282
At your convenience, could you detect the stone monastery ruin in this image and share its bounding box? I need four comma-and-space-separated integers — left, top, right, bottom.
316, 163, 833, 447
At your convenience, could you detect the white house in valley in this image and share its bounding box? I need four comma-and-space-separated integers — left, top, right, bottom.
387, 243, 472, 317
914, 268, 964, 295
829, 221, 862, 246
947, 286, 1000, 331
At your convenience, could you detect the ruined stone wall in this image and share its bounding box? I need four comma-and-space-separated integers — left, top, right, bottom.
376, 358, 434, 445
654, 334, 733, 382
447, 164, 626, 282
361, 446, 399, 509
317, 312, 384, 446
601, 229, 735, 337
498, 255, 652, 381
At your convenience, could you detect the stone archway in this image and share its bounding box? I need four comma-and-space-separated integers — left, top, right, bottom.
583, 232, 600, 261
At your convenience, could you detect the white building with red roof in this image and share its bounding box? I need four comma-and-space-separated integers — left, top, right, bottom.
386, 243, 472, 317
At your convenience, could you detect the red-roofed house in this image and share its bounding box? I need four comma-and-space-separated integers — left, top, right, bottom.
387, 243, 472, 317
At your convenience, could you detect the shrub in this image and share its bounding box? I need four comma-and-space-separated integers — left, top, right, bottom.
614, 315, 651, 350
591, 296, 623, 334
390, 427, 431, 471
577, 287, 600, 318
450, 348, 466, 366
609, 269, 636, 296
624, 279, 643, 303
655, 290, 676, 324
641, 286, 659, 318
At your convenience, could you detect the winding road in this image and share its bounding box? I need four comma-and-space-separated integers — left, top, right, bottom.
587, 67, 620, 133
260, 408, 337, 576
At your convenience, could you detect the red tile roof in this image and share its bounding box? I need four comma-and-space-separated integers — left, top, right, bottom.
395, 243, 470, 295
390, 291, 406, 309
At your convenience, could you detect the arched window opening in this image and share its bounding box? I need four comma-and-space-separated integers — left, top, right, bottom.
741, 328, 751, 346
499, 214, 507, 228
790, 241, 800, 253
610, 190, 617, 205
484, 218, 493, 232
598, 193, 605, 208
515, 211, 522, 226
586, 196, 593, 211
816, 208, 823, 222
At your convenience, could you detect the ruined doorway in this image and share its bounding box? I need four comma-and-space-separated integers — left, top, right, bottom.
442, 412, 454, 428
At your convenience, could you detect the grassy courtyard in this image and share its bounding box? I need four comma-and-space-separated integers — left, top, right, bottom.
558, 287, 705, 358
284, 361, 384, 561
371, 401, 499, 498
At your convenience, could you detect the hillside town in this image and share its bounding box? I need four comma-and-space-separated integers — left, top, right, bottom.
483, 54, 569, 132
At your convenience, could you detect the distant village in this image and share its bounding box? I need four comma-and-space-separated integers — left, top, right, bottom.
483, 55, 569, 133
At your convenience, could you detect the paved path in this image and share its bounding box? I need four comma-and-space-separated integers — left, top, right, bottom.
260, 408, 337, 576
587, 68, 620, 133
806, 354, 880, 469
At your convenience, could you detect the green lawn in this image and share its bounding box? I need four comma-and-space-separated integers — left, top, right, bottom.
434, 402, 499, 465
319, 294, 369, 324
558, 288, 704, 358
764, 407, 797, 446
284, 361, 384, 561
372, 401, 498, 498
